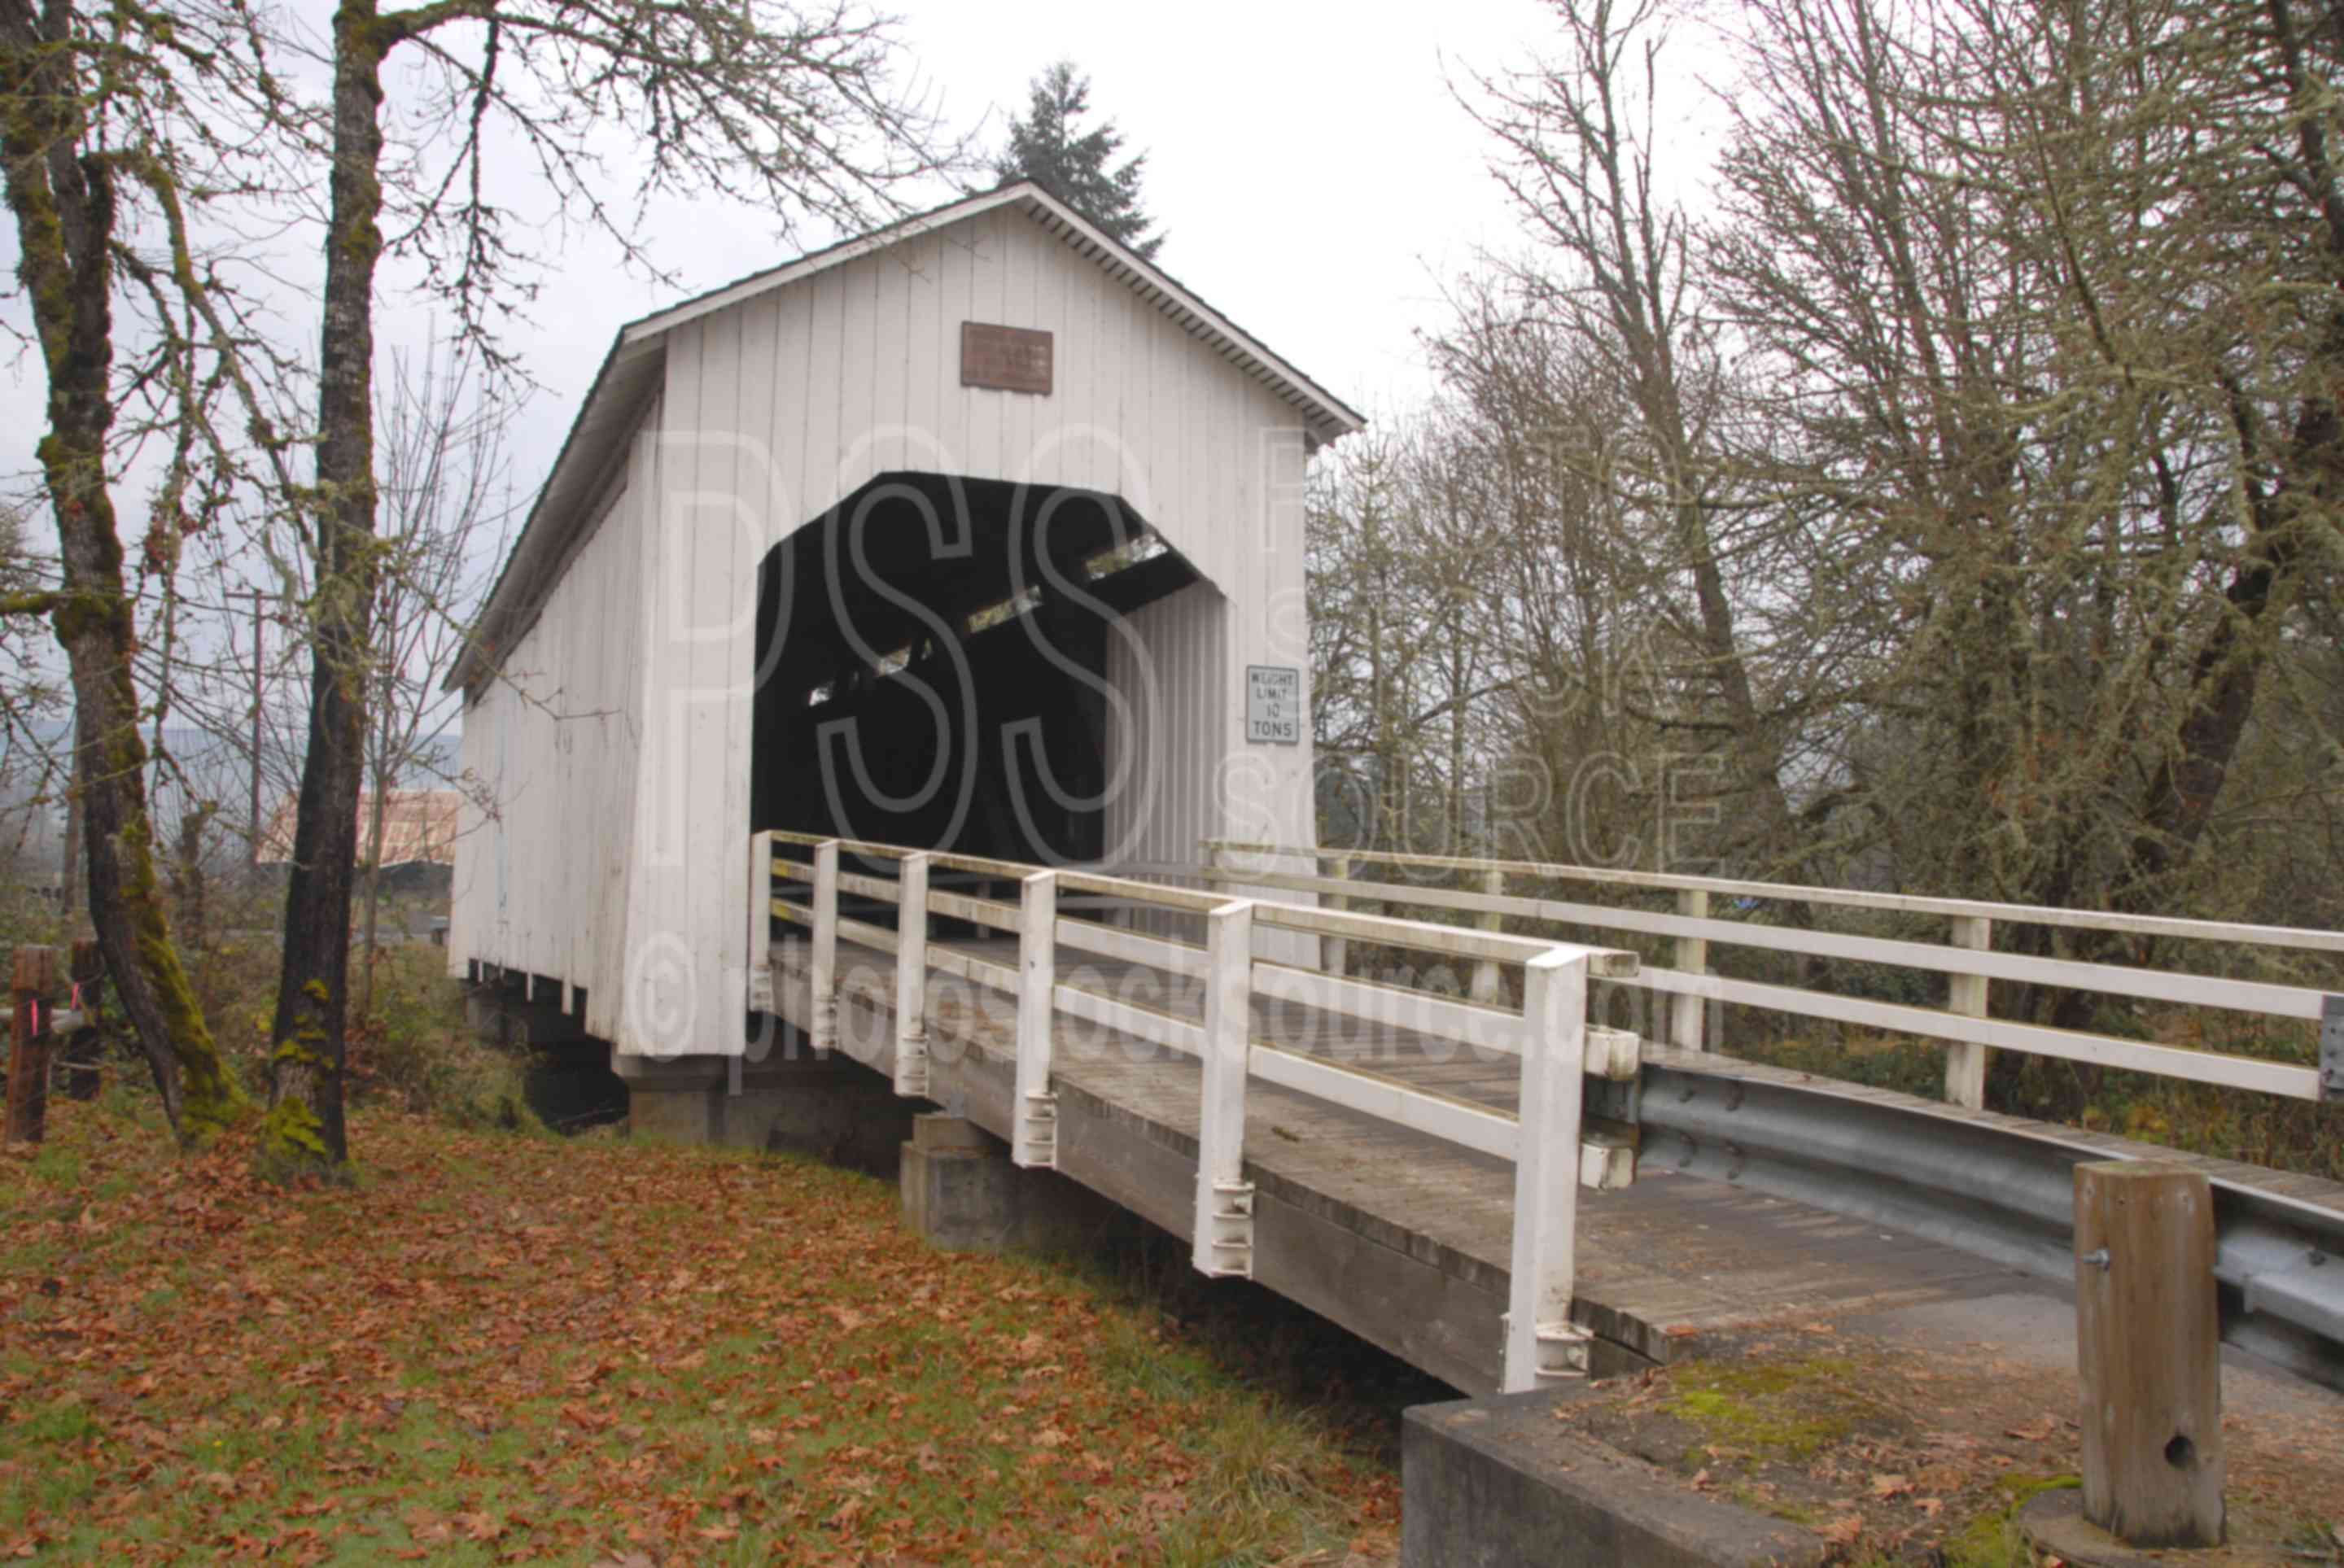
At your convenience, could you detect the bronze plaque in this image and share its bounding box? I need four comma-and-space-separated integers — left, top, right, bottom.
960, 321, 1054, 395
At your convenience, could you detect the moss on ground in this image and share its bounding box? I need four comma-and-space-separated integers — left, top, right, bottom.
1664, 1355, 1869, 1464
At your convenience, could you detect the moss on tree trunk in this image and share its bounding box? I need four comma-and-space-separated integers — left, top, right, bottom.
1, 17, 247, 1147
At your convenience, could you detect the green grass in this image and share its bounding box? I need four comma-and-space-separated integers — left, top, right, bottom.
0, 1095, 1402, 1563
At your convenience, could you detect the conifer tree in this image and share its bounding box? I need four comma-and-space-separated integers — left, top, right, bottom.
995, 61, 1164, 260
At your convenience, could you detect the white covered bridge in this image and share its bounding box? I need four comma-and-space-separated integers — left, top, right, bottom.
448, 180, 1354, 1077
447, 186, 2344, 1408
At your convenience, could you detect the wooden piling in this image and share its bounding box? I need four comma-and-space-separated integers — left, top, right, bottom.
7, 946, 59, 1145
63, 938, 104, 1102
2074, 1160, 2224, 1548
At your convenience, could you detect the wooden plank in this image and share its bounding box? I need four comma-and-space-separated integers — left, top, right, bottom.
1202, 839, 2344, 954
1632, 964, 2320, 1098
1945, 915, 1991, 1109
1209, 867, 2329, 1022
1014, 873, 1059, 1167
1471, 867, 1506, 1003
1194, 901, 1256, 1276
2075, 1161, 2225, 1547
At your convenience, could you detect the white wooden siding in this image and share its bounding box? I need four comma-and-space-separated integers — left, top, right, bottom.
457, 201, 1327, 1059
448, 429, 652, 1049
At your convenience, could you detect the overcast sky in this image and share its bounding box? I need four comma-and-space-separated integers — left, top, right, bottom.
1, 0, 1620, 531
471, 0, 1571, 482
0, 0, 1680, 739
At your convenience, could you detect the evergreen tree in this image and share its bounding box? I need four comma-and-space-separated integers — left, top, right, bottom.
995, 61, 1165, 260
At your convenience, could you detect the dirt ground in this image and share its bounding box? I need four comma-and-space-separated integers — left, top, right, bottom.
1549, 1318, 2344, 1564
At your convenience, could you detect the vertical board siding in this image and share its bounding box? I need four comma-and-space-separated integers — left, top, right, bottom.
461, 203, 1328, 1060
447, 416, 650, 1046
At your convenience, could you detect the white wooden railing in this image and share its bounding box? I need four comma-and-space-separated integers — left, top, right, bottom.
1195, 841, 2342, 1111
749, 830, 1641, 1391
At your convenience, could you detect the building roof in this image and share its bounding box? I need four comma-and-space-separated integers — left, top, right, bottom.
446, 181, 1366, 696
259, 789, 460, 868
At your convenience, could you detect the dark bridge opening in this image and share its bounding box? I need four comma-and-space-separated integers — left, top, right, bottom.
750, 471, 1200, 868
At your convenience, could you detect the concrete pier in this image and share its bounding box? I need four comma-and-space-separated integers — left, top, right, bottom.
900, 1113, 1139, 1254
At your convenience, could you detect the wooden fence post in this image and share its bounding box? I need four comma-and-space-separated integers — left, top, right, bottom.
2075, 1160, 2224, 1548
7, 946, 59, 1145
893, 854, 931, 1098
746, 830, 776, 1016
1672, 888, 1708, 1051
809, 839, 839, 1058
1470, 867, 1506, 1003
1323, 855, 1349, 979
1945, 915, 1992, 1108
1193, 898, 1257, 1277
1012, 871, 1059, 1168
1502, 948, 1593, 1391
63, 938, 103, 1102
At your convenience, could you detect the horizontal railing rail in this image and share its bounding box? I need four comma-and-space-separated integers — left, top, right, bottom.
752, 828, 1639, 1390
1195, 842, 2341, 1110
1200, 840, 2344, 954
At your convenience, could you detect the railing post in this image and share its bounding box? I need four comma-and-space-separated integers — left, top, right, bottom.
1013, 871, 1060, 1168
893, 854, 932, 1098
1503, 948, 1594, 1391
1323, 854, 1349, 978
1672, 887, 1708, 1051
1194, 899, 1258, 1278
747, 830, 776, 1015
1945, 915, 1991, 1108
1471, 867, 1506, 1003
810, 839, 840, 1058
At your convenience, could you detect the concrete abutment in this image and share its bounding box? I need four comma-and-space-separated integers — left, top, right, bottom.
899, 1112, 1142, 1255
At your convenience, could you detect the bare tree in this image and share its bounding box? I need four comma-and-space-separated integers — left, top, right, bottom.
0, 0, 303, 1141
260, 0, 969, 1174
1459, 0, 1830, 883
354, 343, 513, 1013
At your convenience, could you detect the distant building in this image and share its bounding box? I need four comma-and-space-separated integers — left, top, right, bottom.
260, 789, 460, 891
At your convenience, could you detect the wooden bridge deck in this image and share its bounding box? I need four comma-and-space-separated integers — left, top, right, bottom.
772, 932, 2031, 1393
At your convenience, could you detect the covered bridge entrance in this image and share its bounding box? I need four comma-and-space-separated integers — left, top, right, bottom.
446, 181, 1362, 1123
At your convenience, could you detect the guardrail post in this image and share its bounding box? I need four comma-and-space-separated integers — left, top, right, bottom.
1502, 948, 1594, 1391
1194, 898, 1258, 1278
1471, 867, 1506, 1003
2075, 1160, 2224, 1548
747, 830, 776, 1015
1945, 915, 1991, 1108
1013, 871, 1060, 1168
893, 854, 932, 1098
810, 839, 840, 1058
1671, 888, 1708, 1051
1323, 854, 1349, 978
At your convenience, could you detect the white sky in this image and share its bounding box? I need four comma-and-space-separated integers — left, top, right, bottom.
475, 0, 1566, 480
0, 0, 1594, 530
0, 0, 1664, 723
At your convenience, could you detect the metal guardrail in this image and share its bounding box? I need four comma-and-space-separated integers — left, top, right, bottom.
1627, 1053, 2344, 1391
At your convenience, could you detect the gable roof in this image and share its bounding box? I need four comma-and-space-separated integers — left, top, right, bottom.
447, 181, 1365, 696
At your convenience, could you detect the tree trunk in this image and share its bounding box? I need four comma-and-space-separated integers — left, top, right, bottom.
358, 758, 388, 1017
263, 0, 388, 1177
59, 747, 80, 917
0, 1, 246, 1144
